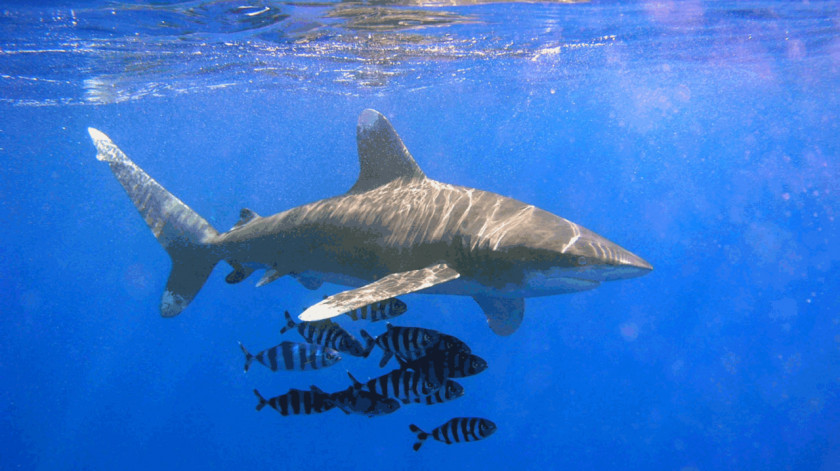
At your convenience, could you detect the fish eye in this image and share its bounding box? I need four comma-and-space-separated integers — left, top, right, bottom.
577, 256, 588, 266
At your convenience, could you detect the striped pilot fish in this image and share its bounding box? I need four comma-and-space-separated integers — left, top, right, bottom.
365, 323, 440, 368
398, 350, 487, 384
432, 333, 471, 356
239, 341, 341, 372
253, 388, 334, 415
280, 311, 373, 357
312, 385, 400, 418
410, 380, 464, 406
344, 297, 408, 322
347, 369, 442, 404
409, 417, 497, 451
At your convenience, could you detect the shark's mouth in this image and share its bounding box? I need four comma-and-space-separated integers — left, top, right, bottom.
523, 272, 601, 294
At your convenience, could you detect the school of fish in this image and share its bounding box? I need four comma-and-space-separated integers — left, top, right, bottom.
241, 298, 496, 449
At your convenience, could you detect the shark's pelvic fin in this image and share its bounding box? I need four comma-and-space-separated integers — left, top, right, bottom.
256, 268, 282, 287
473, 296, 525, 336
88, 128, 220, 317
291, 272, 324, 290
348, 109, 426, 194
299, 263, 460, 322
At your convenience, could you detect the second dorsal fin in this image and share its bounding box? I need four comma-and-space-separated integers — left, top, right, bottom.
348, 109, 425, 194
232, 208, 260, 229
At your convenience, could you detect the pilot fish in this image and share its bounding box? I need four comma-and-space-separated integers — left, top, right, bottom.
280, 311, 372, 357
365, 323, 440, 368
347, 369, 441, 404
344, 298, 408, 322
312, 385, 400, 417
398, 350, 487, 384
239, 341, 341, 372
409, 417, 497, 451
411, 380, 464, 406
253, 388, 334, 415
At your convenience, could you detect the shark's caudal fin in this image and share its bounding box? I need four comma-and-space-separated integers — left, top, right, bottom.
88, 128, 220, 317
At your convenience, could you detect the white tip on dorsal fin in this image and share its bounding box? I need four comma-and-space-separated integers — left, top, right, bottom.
348, 109, 425, 194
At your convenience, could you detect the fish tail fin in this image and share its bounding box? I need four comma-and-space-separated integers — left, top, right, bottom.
360, 329, 375, 358
279, 311, 297, 335
88, 128, 222, 317
239, 342, 254, 372
409, 424, 428, 451
253, 389, 268, 411
378, 351, 393, 368
347, 371, 363, 389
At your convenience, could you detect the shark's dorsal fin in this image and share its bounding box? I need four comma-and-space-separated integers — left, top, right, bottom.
349, 109, 426, 194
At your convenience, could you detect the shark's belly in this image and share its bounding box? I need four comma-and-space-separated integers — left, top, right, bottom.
296, 268, 597, 299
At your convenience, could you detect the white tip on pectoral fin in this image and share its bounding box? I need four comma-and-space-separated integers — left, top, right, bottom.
87, 127, 127, 163
87, 127, 111, 144
299, 263, 460, 322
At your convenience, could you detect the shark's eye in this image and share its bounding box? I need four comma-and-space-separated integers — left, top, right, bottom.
577, 256, 588, 266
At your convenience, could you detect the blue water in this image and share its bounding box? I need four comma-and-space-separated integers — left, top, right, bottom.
2, 1, 839, 469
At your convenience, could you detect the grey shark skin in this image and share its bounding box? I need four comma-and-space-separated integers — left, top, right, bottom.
88, 109, 651, 336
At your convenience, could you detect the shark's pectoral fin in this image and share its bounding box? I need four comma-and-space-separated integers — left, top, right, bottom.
473, 295, 524, 336
299, 263, 460, 322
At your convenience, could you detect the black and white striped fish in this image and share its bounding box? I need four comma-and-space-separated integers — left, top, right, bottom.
344, 298, 408, 322
432, 333, 471, 356
409, 417, 496, 451
253, 388, 334, 415
398, 350, 487, 384
239, 341, 341, 372
347, 369, 441, 404
366, 323, 440, 368
312, 385, 400, 417
280, 311, 372, 357
411, 380, 464, 406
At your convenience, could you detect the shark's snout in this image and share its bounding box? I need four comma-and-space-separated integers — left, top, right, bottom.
570, 229, 652, 282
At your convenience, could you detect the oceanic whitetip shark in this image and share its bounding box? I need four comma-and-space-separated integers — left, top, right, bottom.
88, 109, 651, 335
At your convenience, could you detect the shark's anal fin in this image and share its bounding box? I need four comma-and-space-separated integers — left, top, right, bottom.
225, 261, 255, 284
473, 296, 524, 336
299, 264, 460, 322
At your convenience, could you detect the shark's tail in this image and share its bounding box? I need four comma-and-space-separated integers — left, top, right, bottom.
88, 128, 220, 317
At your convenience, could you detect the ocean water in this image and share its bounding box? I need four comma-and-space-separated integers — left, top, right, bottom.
2, 1, 839, 469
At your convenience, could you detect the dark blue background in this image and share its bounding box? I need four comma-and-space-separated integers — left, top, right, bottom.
2, 1, 839, 469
